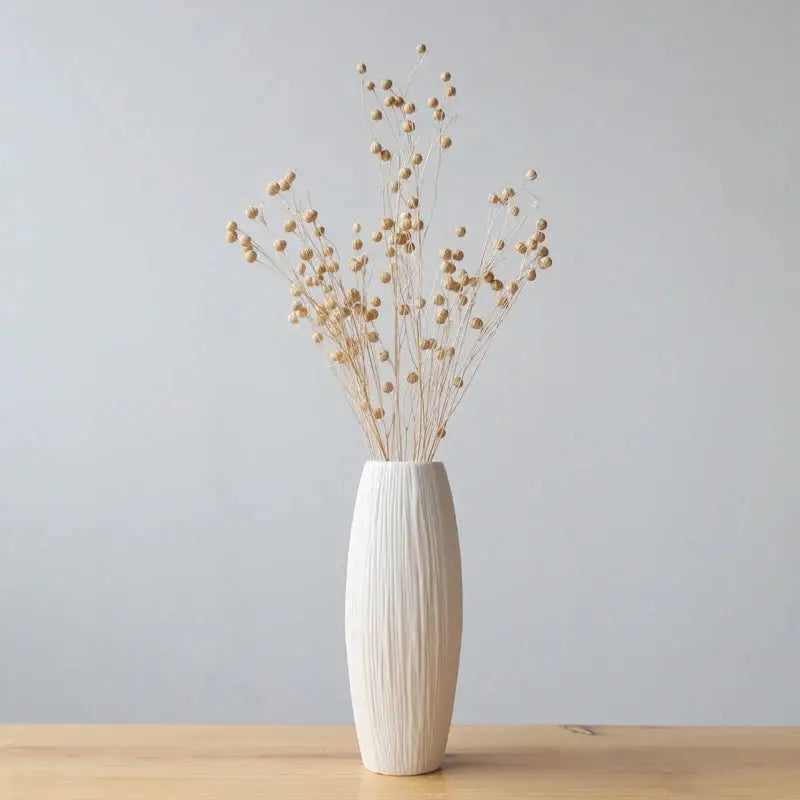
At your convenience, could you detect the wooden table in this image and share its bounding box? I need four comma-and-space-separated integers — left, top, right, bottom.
1, 725, 798, 798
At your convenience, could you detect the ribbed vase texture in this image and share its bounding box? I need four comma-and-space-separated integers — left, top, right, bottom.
345, 461, 462, 776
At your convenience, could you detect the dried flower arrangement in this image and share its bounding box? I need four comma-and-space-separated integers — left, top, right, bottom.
226, 44, 554, 462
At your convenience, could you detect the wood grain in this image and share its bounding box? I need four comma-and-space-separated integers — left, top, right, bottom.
1, 725, 798, 799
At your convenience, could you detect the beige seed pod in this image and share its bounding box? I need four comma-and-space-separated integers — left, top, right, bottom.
446, 85, 456, 97
279, 179, 290, 192
292, 299, 304, 312
353, 221, 361, 233
274, 239, 287, 252
226, 231, 237, 243
435, 348, 445, 360
470, 317, 484, 330
297, 306, 308, 318
468, 276, 479, 287
458, 293, 469, 306
352, 239, 363, 251
371, 109, 383, 121
525, 168, 538, 180
492, 279, 504, 291
379, 149, 391, 162
402, 120, 415, 133
452, 376, 464, 388
349, 258, 362, 272
381, 78, 392, 90
312, 332, 323, 344
399, 167, 411, 180
495, 239, 505, 250
510, 205, 520, 217
226, 220, 238, 233
370, 296, 381, 307
379, 350, 389, 362
283, 219, 297, 233
516, 242, 528, 254
299, 247, 312, 261
388, 180, 399, 192
527, 269, 537, 281
303, 209, 318, 223
427, 96, 439, 108
452, 249, 464, 261
245, 206, 258, 219
385, 246, 396, 257
405, 242, 415, 254
440, 261, 455, 274
433, 294, 445, 306
381, 217, 394, 230
483, 270, 495, 284
325, 296, 338, 310
433, 108, 445, 121
382, 96, 393, 108
322, 245, 334, 256
315, 226, 325, 237
400, 217, 413, 231
436, 426, 447, 439
285, 170, 296, 184
539, 246, 549, 257
446, 346, 456, 358
497, 296, 509, 308
535, 231, 546, 243
509, 281, 519, 295
357, 62, 367, 74
373, 407, 384, 419
267, 182, 280, 196
455, 226, 466, 238
445, 277, 461, 292
416, 43, 427, 54
288, 311, 299, 324
304, 275, 314, 286
457, 270, 469, 286
371, 231, 382, 243
415, 298, 426, 309
366, 80, 375, 90
370, 141, 382, 154
407, 196, 419, 209
244, 250, 257, 263
411, 152, 423, 165
367, 331, 379, 343
239, 235, 252, 249
439, 248, 452, 260
398, 303, 410, 316
441, 71, 451, 81
382, 381, 394, 393
380, 272, 391, 284
347, 288, 361, 303
537, 218, 548, 230
489, 193, 500, 204
407, 372, 419, 384
436, 309, 449, 324
538, 256, 553, 269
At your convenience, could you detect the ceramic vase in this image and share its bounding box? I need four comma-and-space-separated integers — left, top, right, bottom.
345, 461, 462, 776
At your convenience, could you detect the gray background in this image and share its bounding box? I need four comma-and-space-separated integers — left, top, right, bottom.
2, 0, 799, 724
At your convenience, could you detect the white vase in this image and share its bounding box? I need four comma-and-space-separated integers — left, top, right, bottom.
345, 461, 463, 776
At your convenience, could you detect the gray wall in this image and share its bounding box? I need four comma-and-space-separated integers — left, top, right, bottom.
1, 0, 798, 724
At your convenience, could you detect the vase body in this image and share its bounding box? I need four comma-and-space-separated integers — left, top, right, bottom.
345, 461, 462, 776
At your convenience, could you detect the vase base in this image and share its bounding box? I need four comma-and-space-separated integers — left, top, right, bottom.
362, 762, 443, 777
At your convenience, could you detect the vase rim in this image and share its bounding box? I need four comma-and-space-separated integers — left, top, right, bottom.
364, 459, 444, 466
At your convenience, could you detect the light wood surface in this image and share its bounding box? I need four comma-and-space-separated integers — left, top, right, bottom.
1, 725, 798, 799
